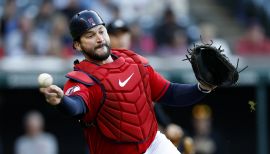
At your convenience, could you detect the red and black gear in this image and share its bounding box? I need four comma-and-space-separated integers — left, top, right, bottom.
66, 49, 158, 143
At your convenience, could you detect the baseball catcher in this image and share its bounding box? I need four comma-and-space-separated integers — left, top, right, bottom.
40, 10, 236, 154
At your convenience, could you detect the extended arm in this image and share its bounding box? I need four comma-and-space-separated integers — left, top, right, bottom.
157, 83, 208, 107
57, 95, 87, 116
40, 85, 87, 116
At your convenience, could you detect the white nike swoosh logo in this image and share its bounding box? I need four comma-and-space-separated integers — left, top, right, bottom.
119, 73, 134, 87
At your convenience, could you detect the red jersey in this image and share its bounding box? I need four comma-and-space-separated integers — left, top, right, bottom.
63, 49, 169, 154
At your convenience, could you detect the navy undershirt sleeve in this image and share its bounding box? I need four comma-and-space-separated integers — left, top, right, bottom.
57, 95, 87, 116
158, 83, 207, 107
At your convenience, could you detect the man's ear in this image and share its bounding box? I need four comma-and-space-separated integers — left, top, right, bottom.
73, 41, 81, 51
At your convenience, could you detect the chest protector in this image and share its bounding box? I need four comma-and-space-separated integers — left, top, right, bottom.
70, 49, 157, 143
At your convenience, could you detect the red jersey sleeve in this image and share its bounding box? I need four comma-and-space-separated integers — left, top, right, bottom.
63, 79, 103, 122
147, 66, 170, 102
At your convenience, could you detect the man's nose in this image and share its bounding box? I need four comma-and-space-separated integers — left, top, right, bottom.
96, 33, 104, 43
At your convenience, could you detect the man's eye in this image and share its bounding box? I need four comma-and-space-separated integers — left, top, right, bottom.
86, 34, 94, 38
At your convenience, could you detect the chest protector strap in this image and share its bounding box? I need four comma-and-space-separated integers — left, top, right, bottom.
66, 71, 95, 86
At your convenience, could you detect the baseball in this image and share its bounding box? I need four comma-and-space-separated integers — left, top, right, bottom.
38, 73, 53, 87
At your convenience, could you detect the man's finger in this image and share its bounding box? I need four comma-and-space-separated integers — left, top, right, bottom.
48, 85, 64, 98
39, 87, 47, 93
45, 92, 58, 98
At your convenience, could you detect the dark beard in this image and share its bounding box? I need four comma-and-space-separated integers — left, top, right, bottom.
83, 44, 111, 61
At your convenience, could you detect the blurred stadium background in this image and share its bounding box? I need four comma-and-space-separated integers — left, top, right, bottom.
0, 0, 269, 154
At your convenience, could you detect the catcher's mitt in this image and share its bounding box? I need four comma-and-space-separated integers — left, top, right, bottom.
184, 42, 247, 87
